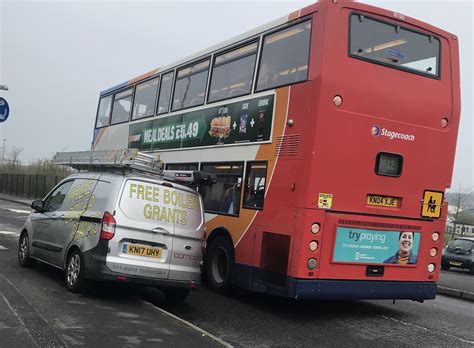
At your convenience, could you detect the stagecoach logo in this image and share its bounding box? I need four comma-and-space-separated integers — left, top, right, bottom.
371, 125, 415, 142
371, 125, 381, 137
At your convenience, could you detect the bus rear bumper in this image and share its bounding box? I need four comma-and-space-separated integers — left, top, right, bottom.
287, 278, 437, 300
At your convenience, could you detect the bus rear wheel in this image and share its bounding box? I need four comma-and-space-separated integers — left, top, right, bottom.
205, 236, 234, 294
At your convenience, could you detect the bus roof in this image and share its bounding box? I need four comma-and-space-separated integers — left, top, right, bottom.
99, 0, 457, 97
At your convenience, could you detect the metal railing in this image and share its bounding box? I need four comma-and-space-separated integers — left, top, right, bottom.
0, 173, 64, 199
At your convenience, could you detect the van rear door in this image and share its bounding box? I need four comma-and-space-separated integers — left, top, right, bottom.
110, 178, 179, 280
168, 186, 204, 282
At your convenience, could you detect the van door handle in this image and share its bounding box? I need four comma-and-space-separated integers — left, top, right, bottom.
152, 227, 170, 235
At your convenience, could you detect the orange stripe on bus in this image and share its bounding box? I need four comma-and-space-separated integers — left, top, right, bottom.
288, 10, 300, 22
129, 68, 160, 85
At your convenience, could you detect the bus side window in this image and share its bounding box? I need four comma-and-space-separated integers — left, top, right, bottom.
111, 88, 133, 125
157, 71, 174, 115
208, 41, 258, 103
243, 161, 267, 210
172, 59, 210, 111
256, 20, 311, 92
199, 162, 243, 216
132, 77, 159, 120
95, 95, 112, 128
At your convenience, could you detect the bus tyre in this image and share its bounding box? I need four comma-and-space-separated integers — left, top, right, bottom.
18, 232, 34, 268
65, 249, 87, 293
205, 236, 234, 294
163, 288, 190, 303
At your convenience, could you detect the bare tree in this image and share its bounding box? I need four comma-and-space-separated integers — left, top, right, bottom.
10, 146, 23, 168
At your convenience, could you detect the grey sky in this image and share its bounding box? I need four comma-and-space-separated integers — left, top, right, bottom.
0, 0, 472, 189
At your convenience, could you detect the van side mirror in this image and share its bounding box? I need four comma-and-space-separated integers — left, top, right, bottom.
31, 200, 44, 213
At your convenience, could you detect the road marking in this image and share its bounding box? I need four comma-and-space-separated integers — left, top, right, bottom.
140, 299, 233, 348
0, 245, 8, 251
1, 293, 40, 348
379, 314, 474, 345
8, 208, 31, 214
0, 275, 50, 325
0, 231, 19, 236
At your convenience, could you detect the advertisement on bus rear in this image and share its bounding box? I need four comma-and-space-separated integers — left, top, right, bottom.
333, 227, 420, 265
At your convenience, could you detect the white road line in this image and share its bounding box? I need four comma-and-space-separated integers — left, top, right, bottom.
379, 314, 474, 345
140, 299, 233, 348
8, 209, 31, 214
0, 231, 19, 236
0, 245, 8, 251
1, 293, 40, 348
0, 274, 50, 325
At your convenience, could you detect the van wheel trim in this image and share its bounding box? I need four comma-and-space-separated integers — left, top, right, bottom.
67, 254, 81, 287
19, 234, 29, 262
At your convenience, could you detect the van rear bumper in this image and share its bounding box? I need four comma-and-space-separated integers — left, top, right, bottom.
82, 247, 199, 290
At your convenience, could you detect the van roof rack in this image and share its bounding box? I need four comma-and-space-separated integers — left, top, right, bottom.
52, 149, 216, 187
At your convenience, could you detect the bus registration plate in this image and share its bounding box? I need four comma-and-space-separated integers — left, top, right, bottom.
367, 195, 399, 208
123, 244, 162, 259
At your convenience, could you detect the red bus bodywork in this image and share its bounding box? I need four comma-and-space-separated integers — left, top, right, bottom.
214, 0, 461, 300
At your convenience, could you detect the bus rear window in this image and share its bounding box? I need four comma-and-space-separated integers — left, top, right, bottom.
349, 13, 440, 78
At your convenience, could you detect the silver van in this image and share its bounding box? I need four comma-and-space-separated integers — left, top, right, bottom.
18, 170, 205, 302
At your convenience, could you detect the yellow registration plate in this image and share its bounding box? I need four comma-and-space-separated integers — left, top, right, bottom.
124, 244, 162, 259
449, 261, 462, 267
367, 195, 399, 208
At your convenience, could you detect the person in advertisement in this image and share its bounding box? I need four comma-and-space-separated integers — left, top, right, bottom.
383, 231, 418, 264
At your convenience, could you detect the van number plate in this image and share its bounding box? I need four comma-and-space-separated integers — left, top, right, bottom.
123, 244, 162, 259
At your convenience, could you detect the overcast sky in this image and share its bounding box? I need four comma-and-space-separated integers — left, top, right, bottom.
0, 0, 472, 189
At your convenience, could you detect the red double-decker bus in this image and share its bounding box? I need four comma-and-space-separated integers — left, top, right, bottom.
92, 0, 460, 300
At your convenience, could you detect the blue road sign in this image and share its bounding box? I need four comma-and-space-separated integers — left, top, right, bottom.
0, 98, 9, 122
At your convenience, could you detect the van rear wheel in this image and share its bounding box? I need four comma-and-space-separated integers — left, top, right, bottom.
205, 236, 234, 294
65, 249, 87, 293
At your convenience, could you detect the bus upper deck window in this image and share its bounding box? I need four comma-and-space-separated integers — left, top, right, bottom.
157, 71, 174, 115
95, 95, 112, 128
111, 88, 133, 125
208, 42, 258, 103
256, 20, 311, 92
349, 13, 440, 78
132, 77, 159, 120
172, 59, 210, 111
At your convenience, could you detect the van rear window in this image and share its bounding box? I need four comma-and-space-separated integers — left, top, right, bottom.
349, 13, 441, 78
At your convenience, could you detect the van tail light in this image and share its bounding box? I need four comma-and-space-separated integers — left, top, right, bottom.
100, 211, 116, 240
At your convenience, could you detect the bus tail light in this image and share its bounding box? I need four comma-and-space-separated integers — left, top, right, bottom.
307, 258, 317, 270
428, 264, 435, 273
432, 232, 440, 242
430, 248, 437, 257
309, 241, 318, 252
100, 212, 116, 240
311, 223, 320, 234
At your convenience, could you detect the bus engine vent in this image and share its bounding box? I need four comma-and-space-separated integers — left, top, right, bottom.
275, 135, 300, 156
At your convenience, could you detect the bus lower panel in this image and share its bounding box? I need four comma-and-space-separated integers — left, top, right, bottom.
234, 263, 437, 300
